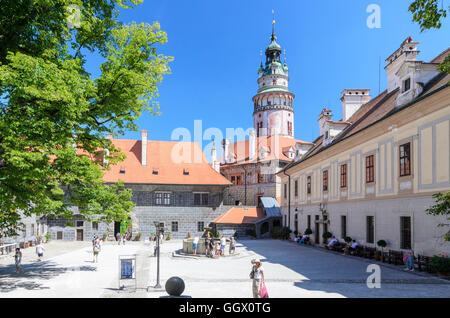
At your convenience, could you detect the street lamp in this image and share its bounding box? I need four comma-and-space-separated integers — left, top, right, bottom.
153, 221, 162, 289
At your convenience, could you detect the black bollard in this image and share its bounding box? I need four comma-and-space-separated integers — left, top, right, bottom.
165, 276, 185, 297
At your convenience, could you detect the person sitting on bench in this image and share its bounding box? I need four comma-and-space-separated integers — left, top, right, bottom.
327, 236, 339, 249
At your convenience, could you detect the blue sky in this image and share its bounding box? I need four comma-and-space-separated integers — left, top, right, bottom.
86, 0, 449, 158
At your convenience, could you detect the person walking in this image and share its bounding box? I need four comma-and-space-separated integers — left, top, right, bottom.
93, 239, 101, 263
35, 242, 45, 262
205, 232, 211, 256
192, 236, 199, 255
122, 233, 126, 245
220, 235, 226, 256
404, 249, 415, 271
116, 232, 121, 245
229, 237, 236, 254
14, 248, 23, 273
250, 259, 265, 298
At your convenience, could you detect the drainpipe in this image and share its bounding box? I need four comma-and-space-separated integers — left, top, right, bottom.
283, 170, 291, 231
242, 165, 248, 206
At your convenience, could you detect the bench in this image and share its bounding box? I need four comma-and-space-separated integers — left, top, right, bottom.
329, 242, 346, 253
0, 243, 16, 255
388, 250, 404, 265
362, 246, 377, 259
350, 245, 364, 257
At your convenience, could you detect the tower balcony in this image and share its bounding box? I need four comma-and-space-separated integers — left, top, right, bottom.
253, 104, 293, 114
257, 85, 290, 94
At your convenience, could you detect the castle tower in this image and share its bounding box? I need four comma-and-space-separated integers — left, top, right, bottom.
252, 18, 295, 138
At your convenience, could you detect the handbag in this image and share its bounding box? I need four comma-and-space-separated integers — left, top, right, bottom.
403, 254, 408, 264
260, 283, 269, 298
249, 268, 255, 279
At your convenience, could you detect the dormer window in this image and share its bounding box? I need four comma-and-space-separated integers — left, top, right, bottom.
403, 78, 411, 92
152, 168, 159, 175
325, 131, 329, 139
183, 168, 190, 176
119, 166, 126, 174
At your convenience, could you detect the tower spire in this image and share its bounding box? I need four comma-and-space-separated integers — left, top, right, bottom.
271, 9, 276, 41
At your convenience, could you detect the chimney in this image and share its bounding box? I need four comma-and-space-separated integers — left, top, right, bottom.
249, 129, 256, 160
141, 129, 148, 166
340, 89, 371, 122
221, 138, 230, 164
318, 108, 332, 136
211, 141, 217, 168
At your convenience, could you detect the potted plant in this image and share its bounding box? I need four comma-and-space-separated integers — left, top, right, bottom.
150, 232, 156, 241
45, 233, 52, 243
136, 233, 142, 241
376, 240, 387, 261
322, 231, 332, 244
102, 232, 108, 242
293, 230, 299, 236
304, 228, 313, 235
167, 233, 171, 241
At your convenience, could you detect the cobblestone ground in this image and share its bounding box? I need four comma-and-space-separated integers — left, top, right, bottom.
0, 239, 449, 298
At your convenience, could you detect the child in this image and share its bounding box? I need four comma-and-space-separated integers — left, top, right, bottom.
14, 248, 23, 273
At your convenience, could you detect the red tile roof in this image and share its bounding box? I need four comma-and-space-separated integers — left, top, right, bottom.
222, 136, 312, 166
282, 47, 450, 171
212, 207, 265, 224
102, 139, 231, 185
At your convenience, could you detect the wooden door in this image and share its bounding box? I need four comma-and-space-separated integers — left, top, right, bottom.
76, 229, 84, 241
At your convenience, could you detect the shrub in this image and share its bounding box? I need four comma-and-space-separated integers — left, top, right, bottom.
322, 232, 332, 239
45, 233, 52, 240
65, 221, 74, 227
344, 236, 352, 243
304, 228, 313, 235
293, 230, 298, 236
429, 255, 450, 274
377, 240, 387, 248
271, 226, 291, 240
103, 232, 108, 238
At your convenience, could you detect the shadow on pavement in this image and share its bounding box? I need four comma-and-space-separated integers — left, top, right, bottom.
0, 261, 97, 293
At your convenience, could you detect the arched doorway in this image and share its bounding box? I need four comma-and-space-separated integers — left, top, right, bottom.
261, 222, 269, 235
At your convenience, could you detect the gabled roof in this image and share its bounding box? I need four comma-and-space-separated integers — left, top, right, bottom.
212, 207, 265, 224
222, 136, 312, 167
281, 47, 450, 173
102, 139, 231, 186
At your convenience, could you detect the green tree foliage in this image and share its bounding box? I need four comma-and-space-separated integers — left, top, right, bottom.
426, 192, 450, 241
0, 0, 173, 237
409, 0, 449, 74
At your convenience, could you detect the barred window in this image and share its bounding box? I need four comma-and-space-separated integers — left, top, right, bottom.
400, 216, 412, 249
399, 143, 411, 177
294, 180, 298, 197
284, 184, 287, 199
197, 222, 204, 232
341, 215, 347, 239
307, 176, 311, 194
366, 216, 374, 243
171, 222, 178, 232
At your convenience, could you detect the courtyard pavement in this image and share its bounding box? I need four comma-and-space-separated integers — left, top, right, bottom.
0, 239, 449, 298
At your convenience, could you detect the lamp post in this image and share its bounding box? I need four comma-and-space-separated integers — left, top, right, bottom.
153, 221, 162, 289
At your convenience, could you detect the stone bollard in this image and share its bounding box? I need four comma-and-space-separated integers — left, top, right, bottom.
165, 276, 185, 297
